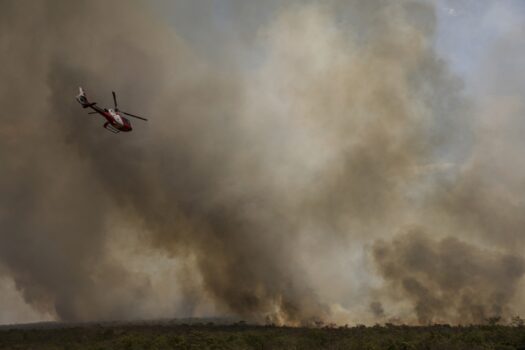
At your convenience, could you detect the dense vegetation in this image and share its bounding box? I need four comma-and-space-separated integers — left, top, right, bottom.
1, 322, 525, 350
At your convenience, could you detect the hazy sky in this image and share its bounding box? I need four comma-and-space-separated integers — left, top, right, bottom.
435, 1, 525, 87
148, 0, 525, 82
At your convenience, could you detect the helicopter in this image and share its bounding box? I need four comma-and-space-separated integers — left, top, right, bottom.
76, 87, 147, 133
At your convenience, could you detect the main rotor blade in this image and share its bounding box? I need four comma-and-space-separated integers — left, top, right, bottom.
122, 111, 148, 121
112, 91, 118, 110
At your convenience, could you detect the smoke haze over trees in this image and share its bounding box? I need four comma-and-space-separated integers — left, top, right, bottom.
1, 0, 525, 325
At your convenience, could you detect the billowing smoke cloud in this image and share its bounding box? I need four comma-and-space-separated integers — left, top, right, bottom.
0, 0, 330, 324
373, 229, 525, 324
0, 0, 524, 325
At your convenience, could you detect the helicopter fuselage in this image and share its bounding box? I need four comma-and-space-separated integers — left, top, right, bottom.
76, 88, 133, 133
91, 105, 132, 132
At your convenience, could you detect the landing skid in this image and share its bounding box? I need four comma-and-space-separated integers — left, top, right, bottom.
104, 122, 120, 134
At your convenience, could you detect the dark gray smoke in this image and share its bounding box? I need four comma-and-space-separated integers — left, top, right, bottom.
0, 0, 524, 325
373, 229, 525, 324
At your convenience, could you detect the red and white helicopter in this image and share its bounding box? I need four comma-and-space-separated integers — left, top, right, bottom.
76, 87, 147, 133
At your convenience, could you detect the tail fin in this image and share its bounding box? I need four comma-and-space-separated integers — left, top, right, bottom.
76, 86, 90, 106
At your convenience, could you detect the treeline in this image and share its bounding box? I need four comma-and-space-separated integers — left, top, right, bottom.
1, 322, 525, 349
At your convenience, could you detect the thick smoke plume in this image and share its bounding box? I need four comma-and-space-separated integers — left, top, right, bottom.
1, 0, 524, 325
373, 230, 525, 324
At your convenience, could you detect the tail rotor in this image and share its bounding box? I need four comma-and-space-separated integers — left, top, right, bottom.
76, 86, 96, 108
